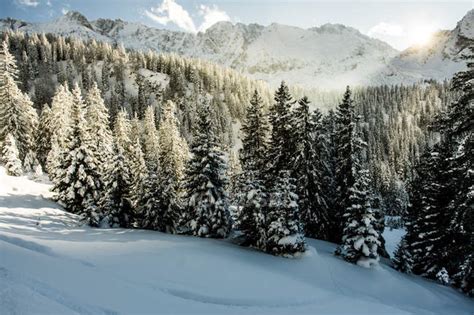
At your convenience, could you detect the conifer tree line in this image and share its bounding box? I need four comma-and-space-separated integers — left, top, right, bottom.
393, 47, 473, 296
0, 29, 471, 294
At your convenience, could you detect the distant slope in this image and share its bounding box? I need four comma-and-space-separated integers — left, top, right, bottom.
1, 10, 473, 89
1, 167, 473, 314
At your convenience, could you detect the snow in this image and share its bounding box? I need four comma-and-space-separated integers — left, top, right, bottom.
4, 9, 473, 90
1, 166, 473, 314
383, 227, 406, 258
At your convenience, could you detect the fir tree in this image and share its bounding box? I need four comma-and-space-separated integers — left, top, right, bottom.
142, 106, 160, 170
338, 168, 381, 267
240, 89, 269, 176
36, 104, 53, 168
333, 86, 358, 243
293, 98, 330, 240
181, 103, 230, 238
393, 237, 413, 274
85, 82, 113, 175
2, 133, 22, 176
266, 171, 306, 256
0, 40, 38, 161
266, 82, 295, 179
52, 84, 102, 226
141, 101, 188, 233
405, 144, 452, 277
99, 141, 134, 228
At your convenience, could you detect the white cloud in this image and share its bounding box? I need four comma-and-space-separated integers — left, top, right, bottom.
145, 0, 197, 33
198, 4, 231, 32
46, 0, 52, 7
61, 8, 69, 15
367, 22, 404, 37
16, 0, 40, 7
145, 0, 231, 33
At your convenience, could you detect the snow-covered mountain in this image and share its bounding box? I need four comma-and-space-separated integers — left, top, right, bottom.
1, 10, 473, 89
373, 9, 474, 85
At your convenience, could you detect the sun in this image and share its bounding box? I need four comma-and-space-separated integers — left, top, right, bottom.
408, 25, 436, 47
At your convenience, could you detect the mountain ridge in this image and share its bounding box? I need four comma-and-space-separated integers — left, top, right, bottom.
1, 10, 473, 89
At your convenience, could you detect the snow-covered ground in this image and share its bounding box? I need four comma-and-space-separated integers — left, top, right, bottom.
1, 167, 473, 314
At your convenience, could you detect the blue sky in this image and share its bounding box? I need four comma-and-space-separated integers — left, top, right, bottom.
1, 0, 472, 50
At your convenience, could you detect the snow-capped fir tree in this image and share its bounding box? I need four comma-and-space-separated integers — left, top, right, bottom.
371, 194, 389, 258
333, 86, 358, 243
85, 82, 113, 175
292, 97, 330, 240
236, 176, 267, 249
46, 84, 73, 178
404, 143, 453, 277
52, 84, 103, 226
141, 100, 188, 233
338, 167, 381, 268
128, 137, 147, 206
240, 89, 269, 175
114, 109, 132, 150
22, 148, 40, 174
181, 102, 231, 238
266, 82, 295, 179
36, 104, 53, 168
0, 40, 38, 161
2, 133, 22, 176
393, 236, 413, 274
226, 150, 242, 204
320, 110, 339, 241
439, 47, 474, 296
266, 171, 306, 256
236, 90, 269, 249
99, 140, 134, 228
142, 105, 160, 170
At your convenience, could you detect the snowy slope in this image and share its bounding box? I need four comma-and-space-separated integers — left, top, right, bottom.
1, 167, 473, 314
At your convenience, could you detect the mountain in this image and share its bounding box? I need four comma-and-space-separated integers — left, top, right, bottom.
1, 10, 473, 89
374, 9, 474, 84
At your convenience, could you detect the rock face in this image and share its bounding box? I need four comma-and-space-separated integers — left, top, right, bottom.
1, 10, 473, 89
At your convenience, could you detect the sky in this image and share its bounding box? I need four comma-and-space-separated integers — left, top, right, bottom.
1, 0, 472, 50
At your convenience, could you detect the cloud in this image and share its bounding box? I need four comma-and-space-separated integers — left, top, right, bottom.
145, 0, 231, 33
198, 4, 231, 32
367, 22, 404, 37
145, 0, 197, 33
61, 8, 69, 15
16, 0, 40, 7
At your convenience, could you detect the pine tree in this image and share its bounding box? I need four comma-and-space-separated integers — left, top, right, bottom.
405, 144, 452, 277
85, 82, 113, 175
99, 141, 134, 228
266, 82, 295, 179
236, 176, 268, 250
181, 103, 230, 238
338, 168, 381, 267
292, 97, 330, 240
441, 47, 474, 295
0, 40, 38, 161
141, 100, 188, 233
2, 133, 22, 176
240, 89, 269, 175
142, 106, 160, 170
266, 171, 306, 256
36, 104, 53, 168
393, 237, 413, 274
333, 86, 358, 243
52, 84, 102, 226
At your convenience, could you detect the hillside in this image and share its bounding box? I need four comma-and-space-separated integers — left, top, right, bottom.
0, 167, 473, 314
2, 10, 472, 89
